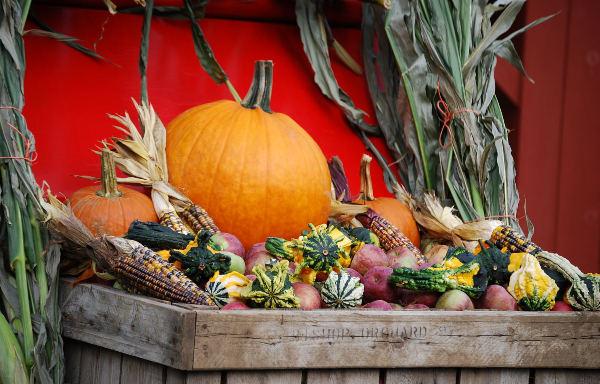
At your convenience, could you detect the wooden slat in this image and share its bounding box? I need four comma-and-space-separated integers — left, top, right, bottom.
120, 354, 164, 384
535, 369, 600, 384
386, 368, 457, 384
460, 369, 530, 384
306, 369, 379, 384
64, 338, 83, 384
165, 368, 221, 384
226, 370, 303, 384
59, 278, 198, 370
77, 343, 122, 384
193, 309, 600, 370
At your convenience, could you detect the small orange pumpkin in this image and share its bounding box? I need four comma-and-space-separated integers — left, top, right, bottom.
353, 154, 420, 247
69, 150, 158, 237
165, 61, 331, 250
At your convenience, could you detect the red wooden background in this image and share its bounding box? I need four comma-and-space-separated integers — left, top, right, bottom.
22, 0, 600, 272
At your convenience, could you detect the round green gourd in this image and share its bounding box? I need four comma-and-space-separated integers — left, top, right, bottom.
320, 271, 364, 309
204, 281, 229, 308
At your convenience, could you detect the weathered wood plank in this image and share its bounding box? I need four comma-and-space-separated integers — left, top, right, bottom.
226, 370, 303, 384
460, 368, 530, 384
306, 369, 379, 383
120, 354, 164, 384
59, 278, 198, 370
535, 369, 600, 384
64, 338, 83, 384
386, 368, 457, 384
165, 368, 221, 384
77, 342, 121, 384
193, 309, 600, 370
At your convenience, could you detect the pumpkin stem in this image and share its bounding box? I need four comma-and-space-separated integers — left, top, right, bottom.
241, 61, 274, 113
357, 154, 376, 202
97, 149, 123, 198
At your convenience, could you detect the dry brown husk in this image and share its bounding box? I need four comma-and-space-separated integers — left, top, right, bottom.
395, 184, 501, 251
75, 99, 193, 218
39, 186, 141, 271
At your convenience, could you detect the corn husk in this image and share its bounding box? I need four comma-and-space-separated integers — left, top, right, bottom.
76, 100, 195, 219
395, 183, 500, 251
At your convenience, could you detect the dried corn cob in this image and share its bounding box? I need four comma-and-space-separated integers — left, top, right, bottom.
356, 208, 426, 264
160, 211, 191, 235
113, 245, 214, 305
181, 204, 220, 235
491, 225, 542, 255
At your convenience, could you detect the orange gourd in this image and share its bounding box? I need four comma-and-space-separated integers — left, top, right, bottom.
69, 150, 158, 237
165, 61, 331, 250
353, 154, 420, 247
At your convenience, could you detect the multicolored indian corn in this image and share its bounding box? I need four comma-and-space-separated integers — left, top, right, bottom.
114, 245, 215, 306
159, 211, 191, 235
356, 208, 426, 264
491, 225, 542, 255
181, 204, 220, 235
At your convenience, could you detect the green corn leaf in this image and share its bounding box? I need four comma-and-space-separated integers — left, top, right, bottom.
296, 0, 378, 135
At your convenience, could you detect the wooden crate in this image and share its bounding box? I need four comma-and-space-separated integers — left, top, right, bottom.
59, 278, 600, 384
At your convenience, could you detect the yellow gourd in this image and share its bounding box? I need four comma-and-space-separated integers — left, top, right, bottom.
508, 254, 558, 311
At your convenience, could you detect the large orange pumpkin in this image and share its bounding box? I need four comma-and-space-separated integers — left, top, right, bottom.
68, 150, 158, 237
354, 154, 420, 247
165, 61, 331, 250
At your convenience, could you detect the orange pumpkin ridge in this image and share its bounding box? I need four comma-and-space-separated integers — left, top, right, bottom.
353, 154, 420, 247
166, 61, 331, 250
68, 150, 157, 237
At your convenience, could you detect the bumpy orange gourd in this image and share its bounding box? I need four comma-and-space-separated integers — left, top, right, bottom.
165, 61, 331, 250
69, 150, 157, 237
353, 154, 420, 247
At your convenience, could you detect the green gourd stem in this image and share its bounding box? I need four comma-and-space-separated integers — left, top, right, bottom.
241, 61, 274, 114
469, 175, 485, 218
97, 149, 122, 198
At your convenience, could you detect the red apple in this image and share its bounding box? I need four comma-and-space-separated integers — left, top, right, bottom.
350, 244, 389, 275
551, 301, 574, 311
245, 274, 256, 282
389, 256, 419, 270
435, 290, 474, 311
211, 233, 245, 258
477, 285, 517, 311
221, 302, 250, 310
245, 251, 276, 275
398, 289, 441, 308
293, 282, 322, 310
245, 242, 267, 261
363, 266, 398, 303
361, 300, 393, 310
387, 246, 417, 265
